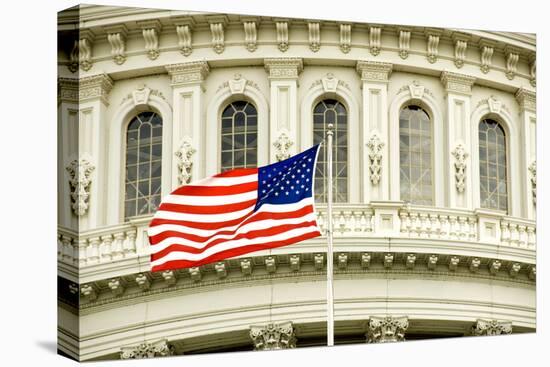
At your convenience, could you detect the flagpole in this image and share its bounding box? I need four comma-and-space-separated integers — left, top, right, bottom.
326, 123, 335, 346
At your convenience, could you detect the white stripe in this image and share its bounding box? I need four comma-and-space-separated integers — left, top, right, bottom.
153, 205, 255, 223
162, 190, 257, 206
148, 197, 315, 236
192, 173, 257, 187
150, 212, 318, 252
151, 226, 320, 266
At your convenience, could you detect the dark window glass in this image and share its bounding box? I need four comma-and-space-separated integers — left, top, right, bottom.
479, 119, 507, 211
220, 102, 258, 171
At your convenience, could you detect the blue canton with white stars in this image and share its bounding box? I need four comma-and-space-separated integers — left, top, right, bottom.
254, 145, 320, 212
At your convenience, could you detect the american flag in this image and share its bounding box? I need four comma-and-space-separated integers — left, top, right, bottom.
148, 145, 322, 272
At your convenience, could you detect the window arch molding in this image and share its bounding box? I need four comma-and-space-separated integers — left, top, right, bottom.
300, 81, 360, 202
205, 81, 268, 176
389, 84, 444, 206
470, 100, 519, 216
107, 90, 173, 225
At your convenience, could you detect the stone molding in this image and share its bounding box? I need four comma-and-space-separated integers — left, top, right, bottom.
120, 339, 174, 359
366, 316, 409, 343
104, 24, 128, 65
451, 143, 468, 193
339, 24, 351, 54
174, 137, 196, 185
137, 20, 162, 60
366, 131, 384, 185
250, 322, 296, 350
75, 74, 114, 105
528, 161, 536, 206
165, 61, 210, 87
264, 58, 303, 79
66, 157, 95, 216
356, 61, 393, 83
515, 88, 536, 112
206, 15, 228, 54
440, 71, 476, 95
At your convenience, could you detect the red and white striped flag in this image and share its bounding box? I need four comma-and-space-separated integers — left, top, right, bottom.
148, 145, 322, 272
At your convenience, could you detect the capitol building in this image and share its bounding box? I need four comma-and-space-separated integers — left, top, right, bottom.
57, 4, 536, 361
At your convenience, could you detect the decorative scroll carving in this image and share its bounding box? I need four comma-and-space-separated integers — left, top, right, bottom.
215, 262, 227, 279
449, 256, 460, 271
427, 255, 438, 270
426, 30, 441, 63
105, 25, 127, 65
264, 58, 303, 79
452, 143, 468, 193
161, 270, 177, 285
243, 20, 258, 52
509, 263, 521, 278
175, 138, 196, 185
469, 257, 481, 272
66, 158, 95, 216
289, 254, 301, 271
454, 38, 468, 68
273, 131, 293, 161
138, 20, 161, 60
398, 29, 411, 59
366, 132, 384, 185
308, 22, 321, 52
276, 21, 289, 52
176, 24, 193, 56
108, 278, 125, 296
80, 284, 97, 301
339, 24, 351, 53
505, 47, 520, 80
479, 40, 495, 74
472, 319, 512, 336
369, 27, 381, 56
207, 17, 227, 54
489, 259, 501, 275
529, 161, 536, 206
240, 259, 253, 275
529, 55, 536, 87
367, 316, 409, 343
120, 340, 174, 359
406, 254, 416, 269
69, 30, 94, 72
250, 322, 296, 350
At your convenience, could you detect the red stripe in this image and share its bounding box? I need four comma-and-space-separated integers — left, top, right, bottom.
214, 168, 258, 178
149, 204, 316, 235
150, 230, 321, 272
158, 199, 257, 215
171, 181, 258, 196
151, 220, 318, 261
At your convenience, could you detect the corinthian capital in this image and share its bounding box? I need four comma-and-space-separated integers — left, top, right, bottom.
120, 339, 174, 359
264, 58, 303, 80
471, 319, 512, 336
366, 316, 409, 343
250, 321, 297, 350
165, 61, 210, 87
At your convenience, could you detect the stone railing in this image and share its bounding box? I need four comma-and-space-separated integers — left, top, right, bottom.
58, 202, 535, 282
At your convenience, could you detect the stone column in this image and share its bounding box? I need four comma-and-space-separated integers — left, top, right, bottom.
471, 319, 512, 336
356, 61, 393, 203
120, 339, 174, 359
366, 316, 409, 343
59, 74, 113, 231
440, 71, 476, 210
264, 58, 303, 162
249, 321, 297, 350
165, 61, 210, 190
515, 88, 536, 220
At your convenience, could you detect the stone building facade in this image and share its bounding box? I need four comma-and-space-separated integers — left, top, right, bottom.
57, 4, 536, 361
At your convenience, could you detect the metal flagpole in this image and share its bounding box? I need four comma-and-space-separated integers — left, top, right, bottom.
326, 123, 335, 346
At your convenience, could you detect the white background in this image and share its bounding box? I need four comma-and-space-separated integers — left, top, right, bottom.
0, 0, 547, 365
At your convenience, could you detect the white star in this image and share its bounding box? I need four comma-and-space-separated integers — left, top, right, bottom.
281, 186, 285, 190
275, 192, 279, 196
297, 169, 301, 173
306, 187, 309, 191
262, 180, 266, 184
286, 180, 290, 184
306, 169, 310, 172
302, 164, 306, 167
291, 186, 294, 190
285, 191, 289, 195
268, 174, 271, 178
301, 174, 305, 178
296, 191, 300, 194
296, 180, 300, 184
301, 185, 305, 188
306, 178, 310, 182
291, 175, 295, 178
278, 172, 282, 175
262, 190, 266, 193
267, 184, 271, 187
308, 158, 312, 162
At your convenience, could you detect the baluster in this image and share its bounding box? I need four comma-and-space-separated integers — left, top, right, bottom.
57, 233, 63, 259
124, 229, 137, 255
364, 211, 373, 233
517, 225, 527, 248
88, 237, 100, 264
61, 235, 73, 263
338, 212, 346, 234
468, 217, 477, 241
429, 214, 440, 238
343, 211, 352, 234
509, 223, 520, 247
419, 213, 429, 238
500, 222, 510, 245
410, 213, 419, 237
77, 238, 88, 266
457, 216, 467, 239
317, 211, 325, 234
448, 216, 457, 239
354, 211, 362, 233
100, 234, 113, 261
112, 232, 125, 259
526, 226, 536, 248
439, 215, 448, 238
399, 211, 409, 235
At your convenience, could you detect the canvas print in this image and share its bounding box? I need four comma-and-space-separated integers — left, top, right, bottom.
57, 4, 537, 361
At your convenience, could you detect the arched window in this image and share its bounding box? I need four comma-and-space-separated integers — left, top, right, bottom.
479, 119, 507, 211
124, 112, 162, 220
220, 101, 258, 171
399, 105, 432, 205
313, 99, 348, 203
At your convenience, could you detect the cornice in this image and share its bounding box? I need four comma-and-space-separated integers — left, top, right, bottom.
356, 60, 393, 83
440, 70, 476, 95
264, 58, 303, 79
59, 74, 114, 104
165, 61, 210, 87
515, 88, 536, 113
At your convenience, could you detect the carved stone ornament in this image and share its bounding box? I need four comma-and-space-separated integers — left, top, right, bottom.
264, 58, 303, 80
243, 20, 258, 52
471, 319, 512, 336
176, 24, 193, 56
66, 158, 95, 216
398, 29, 411, 59
105, 25, 128, 65
132, 85, 151, 107
487, 95, 502, 114
366, 132, 384, 185
165, 61, 210, 87
426, 30, 441, 64
229, 73, 247, 94
308, 22, 321, 52
356, 61, 393, 83
339, 24, 351, 53
529, 161, 536, 206
321, 73, 338, 93
367, 316, 409, 343
273, 131, 294, 162
138, 20, 161, 60
175, 138, 196, 185
208, 17, 226, 54
505, 46, 520, 80
120, 339, 174, 359
250, 322, 297, 350
479, 40, 495, 74
276, 21, 289, 52
68, 30, 94, 72
452, 143, 468, 193
408, 80, 425, 99
369, 27, 381, 56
